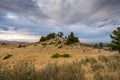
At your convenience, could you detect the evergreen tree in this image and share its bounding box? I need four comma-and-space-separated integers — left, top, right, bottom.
110, 27, 120, 54
47, 33, 56, 39
94, 44, 98, 48
66, 32, 79, 44
40, 36, 46, 42
99, 42, 103, 48
57, 32, 63, 37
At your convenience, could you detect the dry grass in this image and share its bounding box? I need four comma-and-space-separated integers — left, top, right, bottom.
0, 54, 119, 80
0, 43, 116, 69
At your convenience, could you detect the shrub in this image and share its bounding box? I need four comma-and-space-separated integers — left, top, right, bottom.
51, 53, 70, 58
61, 53, 70, 58
3, 54, 13, 60
41, 42, 47, 47
58, 45, 62, 48
18, 44, 22, 48
48, 41, 53, 45
17, 44, 25, 48
51, 53, 60, 58
41, 42, 47, 45
34, 44, 37, 46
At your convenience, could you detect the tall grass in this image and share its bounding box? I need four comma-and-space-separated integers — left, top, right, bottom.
0, 54, 120, 80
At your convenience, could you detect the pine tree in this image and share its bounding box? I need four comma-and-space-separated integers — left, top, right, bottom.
110, 27, 120, 54
40, 36, 46, 42
66, 32, 79, 44
57, 32, 63, 37
99, 42, 103, 48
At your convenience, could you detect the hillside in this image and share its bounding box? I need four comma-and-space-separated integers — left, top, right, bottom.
0, 38, 116, 69
0, 37, 119, 80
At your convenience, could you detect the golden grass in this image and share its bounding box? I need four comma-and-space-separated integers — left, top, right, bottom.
0, 43, 116, 69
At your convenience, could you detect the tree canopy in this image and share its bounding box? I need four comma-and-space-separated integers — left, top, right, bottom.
110, 27, 120, 54
66, 32, 79, 44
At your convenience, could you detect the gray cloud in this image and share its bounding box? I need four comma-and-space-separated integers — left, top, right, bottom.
0, 0, 120, 42
0, 0, 120, 26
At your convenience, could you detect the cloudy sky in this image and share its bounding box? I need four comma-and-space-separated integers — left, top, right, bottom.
0, 0, 120, 43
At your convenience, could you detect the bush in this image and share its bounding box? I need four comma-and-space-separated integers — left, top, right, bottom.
61, 53, 70, 58
51, 53, 60, 58
51, 53, 70, 58
58, 45, 62, 48
17, 44, 25, 48
41, 42, 47, 47
3, 54, 13, 60
34, 44, 37, 46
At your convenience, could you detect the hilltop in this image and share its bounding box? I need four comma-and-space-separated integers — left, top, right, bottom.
0, 32, 119, 80
0, 32, 116, 70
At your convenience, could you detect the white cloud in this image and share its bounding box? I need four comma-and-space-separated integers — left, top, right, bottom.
6, 13, 18, 19
0, 27, 40, 42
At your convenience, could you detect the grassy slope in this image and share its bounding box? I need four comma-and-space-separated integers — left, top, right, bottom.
0, 42, 119, 80
0, 42, 116, 69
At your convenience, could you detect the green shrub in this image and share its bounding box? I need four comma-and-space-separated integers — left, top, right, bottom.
34, 44, 37, 46
3, 54, 13, 60
41, 42, 47, 47
42, 42, 47, 45
61, 53, 70, 58
51, 53, 60, 58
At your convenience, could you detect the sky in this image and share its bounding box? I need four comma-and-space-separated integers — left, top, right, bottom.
0, 0, 120, 43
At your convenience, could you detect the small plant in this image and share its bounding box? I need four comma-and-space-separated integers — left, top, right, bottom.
58, 45, 63, 48
34, 44, 37, 46
17, 44, 22, 48
61, 53, 70, 58
41, 42, 47, 47
42, 42, 47, 45
48, 41, 53, 45
3, 54, 13, 60
51, 53, 60, 58
17, 44, 25, 48
51, 53, 70, 58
